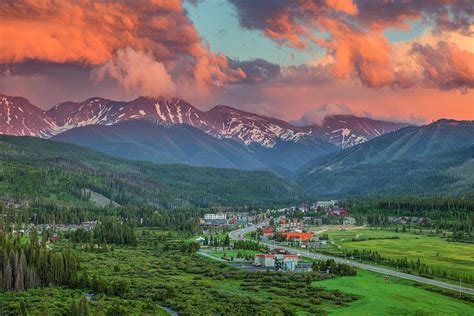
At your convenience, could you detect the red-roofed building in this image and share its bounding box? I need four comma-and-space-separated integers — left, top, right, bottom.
328, 208, 349, 217
280, 232, 313, 241
279, 218, 288, 225
262, 226, 274, 237
48, 236, 61, 243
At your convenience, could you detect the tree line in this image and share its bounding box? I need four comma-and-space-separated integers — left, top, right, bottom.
0, 230, 79, 292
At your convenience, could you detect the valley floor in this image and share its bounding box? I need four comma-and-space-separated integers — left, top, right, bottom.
2, 228, 472, 315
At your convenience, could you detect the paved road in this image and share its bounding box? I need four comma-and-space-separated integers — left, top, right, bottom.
229, 225, 474, 296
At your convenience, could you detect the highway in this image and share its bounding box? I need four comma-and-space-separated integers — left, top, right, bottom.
229, 225, 474, 296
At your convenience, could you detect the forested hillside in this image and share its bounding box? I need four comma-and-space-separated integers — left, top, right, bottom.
297, 120, 474, 197
0, 136, 304, 207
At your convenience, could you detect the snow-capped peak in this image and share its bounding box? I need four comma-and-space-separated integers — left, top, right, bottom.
0, 94, 409, 149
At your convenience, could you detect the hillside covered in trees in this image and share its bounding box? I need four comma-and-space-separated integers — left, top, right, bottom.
297, 120, 474, 197
0, 136, 304, 208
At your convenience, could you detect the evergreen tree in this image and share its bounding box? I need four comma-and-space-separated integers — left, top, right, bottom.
3, 260, 13, 291
70, 299, 79, 316
79, 296, 89, 316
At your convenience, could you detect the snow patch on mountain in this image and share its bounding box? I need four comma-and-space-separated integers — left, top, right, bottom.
0, 94, 409, 149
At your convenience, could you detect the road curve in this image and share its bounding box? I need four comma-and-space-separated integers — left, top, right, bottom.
229, 225, 474, 296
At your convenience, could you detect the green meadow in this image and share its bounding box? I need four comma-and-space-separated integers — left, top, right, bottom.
318, 270, 474, 315
325, 228, 474, 281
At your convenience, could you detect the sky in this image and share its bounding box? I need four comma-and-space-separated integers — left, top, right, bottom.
0, 0, 473, 124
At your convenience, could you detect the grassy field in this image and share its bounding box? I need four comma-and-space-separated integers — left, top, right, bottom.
324, 228, 474, 280
318, 270, 474, 315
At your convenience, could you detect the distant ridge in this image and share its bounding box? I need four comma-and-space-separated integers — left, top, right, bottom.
0, 93, 410, 170
297, 119, 474, 197
1, 93, 409, 148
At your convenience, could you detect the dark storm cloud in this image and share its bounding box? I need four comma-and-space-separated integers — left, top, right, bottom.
229, 58, 281, 84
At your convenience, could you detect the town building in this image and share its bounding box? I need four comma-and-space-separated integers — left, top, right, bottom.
225, 212, 255, 225
201, 218, 228, 232
262, 226, 274, 237
254, 253, 300, 271
204, 213, 226, 220
387, 216, 431, 225
306, 240, 328, 249
314, 200, 337, 209
280, 232, 314, 242
343, 216, 356, 225
327, 207, 349, 217
48, 236, 61, 243
278, 217, 305, 232
300, 202, 308, 212
195, 237, 206, 243
302, 217, 323, 225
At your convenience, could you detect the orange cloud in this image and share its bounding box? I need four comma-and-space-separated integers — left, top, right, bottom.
216, 74, 474, 124
92, 48, 177, 97
411, 41, 474, 91
229, 0, 474, 91
0, 0, 245, 99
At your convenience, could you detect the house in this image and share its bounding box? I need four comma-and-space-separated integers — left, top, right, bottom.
280, 232, 313, 242
300, 202, 308, 212
48, 236, 61, 243
201, 218, 228, 232
343, 217, 356, 225
306, 240, 328, 249
195, 237, 206, 243
328, 207, 349, 217
254, 254, 277, 267
254, 253, 300, 271
279, 218, 288, 225
262, 226, 274, 237
204, 213, 226, 220
387, 216, 431, 225
302, 217, 323, 225
280, 255, 299, 271
314, 200, 337, 209
225, 212, 255, 225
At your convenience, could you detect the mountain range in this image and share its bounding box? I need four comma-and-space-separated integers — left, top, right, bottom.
1, 93, 473, 197
297, 119, 474, 197
0, 93, 408, 170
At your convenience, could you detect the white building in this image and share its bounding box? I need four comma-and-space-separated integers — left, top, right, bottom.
343, 217, 356, 225
204, 213, 226, 220
314, 200, 337, 209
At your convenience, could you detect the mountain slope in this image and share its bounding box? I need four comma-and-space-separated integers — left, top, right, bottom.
52, 119, 339, 170
297, 120, 474, 197
44, 95, 406, 149
0, 135, 304, 207
307, 115, 409, 148
0, 94, 55, 137
0, 93, 409, 170
52, 120, 264, 170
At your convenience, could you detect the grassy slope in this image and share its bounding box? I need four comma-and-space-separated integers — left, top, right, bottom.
318, 270, 474, 315
325, 228, 474, 279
